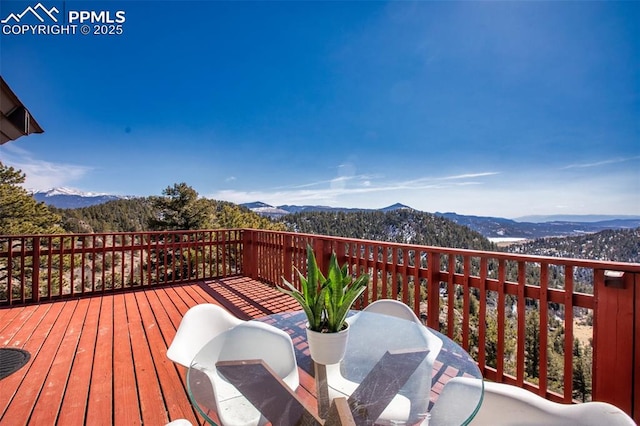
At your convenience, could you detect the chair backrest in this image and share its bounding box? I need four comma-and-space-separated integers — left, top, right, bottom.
193, 321, 300, 426
342, 303, 443, 423
430, 377, 636, 426
217, 321, 299, 387
363, 299, 423, 325
167, 304, 244, 367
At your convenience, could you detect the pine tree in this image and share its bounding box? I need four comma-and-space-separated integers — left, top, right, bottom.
0, 162, 62, 235
148, 183, 212, 231
572, 338, 592, 402
525, 309, 541, 379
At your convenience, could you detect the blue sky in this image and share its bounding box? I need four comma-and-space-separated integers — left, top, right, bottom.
1, 1, 638, 218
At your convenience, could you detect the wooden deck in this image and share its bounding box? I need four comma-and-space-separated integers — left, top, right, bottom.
0, 276, 307, 426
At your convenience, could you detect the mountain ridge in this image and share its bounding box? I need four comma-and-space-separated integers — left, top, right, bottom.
31, 189, 639, 239
33, 188, 131, 209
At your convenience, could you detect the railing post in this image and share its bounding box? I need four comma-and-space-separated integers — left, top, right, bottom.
426, 250, 440, 330
592, 269, 635, 419
32, 236, 40, 303
635, 272, 640, 424
313, 238, 329, 274
242, 229, 257, 280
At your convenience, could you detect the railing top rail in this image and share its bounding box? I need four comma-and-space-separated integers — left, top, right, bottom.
244, 228, 640, 272
0, 229, 246, 239
1, 228, 638, 272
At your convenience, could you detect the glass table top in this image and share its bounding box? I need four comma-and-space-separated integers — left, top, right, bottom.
187, 310, 483, 425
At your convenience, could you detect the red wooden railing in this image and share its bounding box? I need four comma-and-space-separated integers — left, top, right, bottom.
242, 229, 640, 422
1, 228, 638, 421
0, 229, 243, 304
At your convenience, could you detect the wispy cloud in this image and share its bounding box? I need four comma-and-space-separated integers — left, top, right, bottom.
561, 156, 640, 170
1, 145, 92, 191
208, 170, 499, 207
275, 174, 377, 190
439, 172, 500, 180
225, 176, 237, 182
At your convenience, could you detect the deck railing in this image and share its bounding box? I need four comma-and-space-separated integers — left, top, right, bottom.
0, 229, 243, 304
242, 229, 639, 422
1, 228, 638, 421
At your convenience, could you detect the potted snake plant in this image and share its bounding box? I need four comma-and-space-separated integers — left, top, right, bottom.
279, 244, 369, 364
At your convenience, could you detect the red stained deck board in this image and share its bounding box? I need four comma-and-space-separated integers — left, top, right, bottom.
2, 301, 74, 424
0, 302, 31, 336
295, 369, 320, 418
113, 293, 142, 425
0, 303, 64, 420
86, 294, 114, 424
56, 296, 102, 425
182, 282, 216, 306
0, 303, 38, 345
136, 289, 200, 424
163, 286, 195, 324
29, 298, 91, 425
125, 291, 167, 426
0, 279, 307, 425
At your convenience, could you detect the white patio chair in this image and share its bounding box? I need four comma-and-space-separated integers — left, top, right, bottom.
165, 419, 193, 426
167, 303, 244, 367
325, 299, 443, 425
192, 321, 300, 426
362, 298, 425, 325
429, 376, 636, 426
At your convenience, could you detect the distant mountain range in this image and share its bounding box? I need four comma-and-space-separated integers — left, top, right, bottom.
33, 187, 130, 209
434, 212, 640, 239
31, 189, 639, 240
241, 201, 640, 239
242, 202, 413, 217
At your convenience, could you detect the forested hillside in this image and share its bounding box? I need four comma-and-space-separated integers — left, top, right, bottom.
52, 198, 156, 232
53, 194, 285, 233
506, 227, 640, 263
279, 210, 496, 251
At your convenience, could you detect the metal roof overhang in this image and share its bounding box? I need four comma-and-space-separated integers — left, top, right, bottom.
0, 76, 44, 144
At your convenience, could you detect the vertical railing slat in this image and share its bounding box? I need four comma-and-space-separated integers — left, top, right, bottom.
32, 236, 40, 302
563, 265, 574, 403
47, 236, 53, 298
477, 257, 488, 371
20, 237, 26, 302
496, 258, 506, 380
539, 262, 549, 397
516, 260, 526, 386
462, 255, 471, 351
446, 253, 455, 338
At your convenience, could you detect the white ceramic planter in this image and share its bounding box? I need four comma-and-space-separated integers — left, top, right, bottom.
306, 323, 349, 365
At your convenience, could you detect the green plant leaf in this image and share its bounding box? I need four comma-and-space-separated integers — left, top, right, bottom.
279, 244, 370, 333
334, 274, 369, 330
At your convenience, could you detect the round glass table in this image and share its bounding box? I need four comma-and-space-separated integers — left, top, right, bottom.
187, 310, 483, 425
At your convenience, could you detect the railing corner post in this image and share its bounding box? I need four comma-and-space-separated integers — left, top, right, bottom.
242, 229, 257, 280
426, 250, 440, 330
592, 269, 635, 419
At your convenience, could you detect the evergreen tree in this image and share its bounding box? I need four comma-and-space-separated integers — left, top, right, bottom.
525, 309, 541, 379
572, 338, 592, 402
148, 183, 212, 231
0, 162, 62, 235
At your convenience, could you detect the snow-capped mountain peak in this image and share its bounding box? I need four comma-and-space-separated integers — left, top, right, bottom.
40, 187, 109, 197
32, 187, 128, 208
